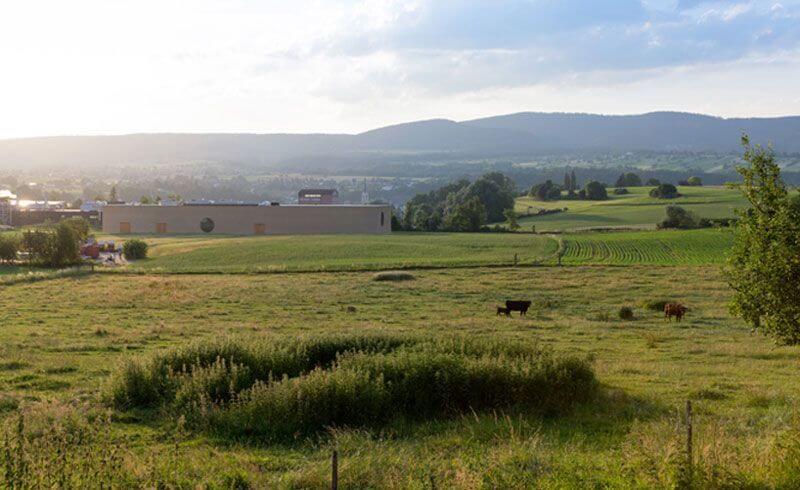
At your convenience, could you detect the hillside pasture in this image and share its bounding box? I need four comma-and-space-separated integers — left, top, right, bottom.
1, 266, 800, 487
515, 186, 746, 231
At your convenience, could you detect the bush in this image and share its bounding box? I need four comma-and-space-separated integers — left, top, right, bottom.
613, 187, 629, 195
657, 205, 698, 229
372, 271, 415, 282
646, 178, 661, 186
642, 299, 672, 312
686, 176, 703, 186
529, 180, 561, 201
107, 334, 597, 442
122, 239, 148, 260
618, 306, 635, 320
649, 183, 680, 199
0, 234, 19, 263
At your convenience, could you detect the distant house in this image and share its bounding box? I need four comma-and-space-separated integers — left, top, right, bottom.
298, 189, 338, 205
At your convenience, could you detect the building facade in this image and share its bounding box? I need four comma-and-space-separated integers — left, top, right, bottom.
101, 203, 391, 235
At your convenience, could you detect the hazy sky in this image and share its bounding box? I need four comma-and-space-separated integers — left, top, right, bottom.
1, 0, 799, 138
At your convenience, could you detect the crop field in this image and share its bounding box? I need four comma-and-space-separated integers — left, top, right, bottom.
514, 186, 746, 231
560, 229, 734, 265
1, 263, 800, 487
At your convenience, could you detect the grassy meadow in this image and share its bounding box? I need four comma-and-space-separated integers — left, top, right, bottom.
514, 186, 746, 231
2, 263, 800, 487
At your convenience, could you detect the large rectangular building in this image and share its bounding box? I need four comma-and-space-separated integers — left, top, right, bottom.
102, 203, 391, 235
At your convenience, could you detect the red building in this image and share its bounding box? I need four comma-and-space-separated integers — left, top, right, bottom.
298, 189, 339, 205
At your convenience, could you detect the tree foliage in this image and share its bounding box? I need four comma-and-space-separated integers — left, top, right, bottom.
615, 173, 642, 188
529, 180, 561, 201
123, 239, 149, 260
21, 222, 81, 267
583, 181, 608, 201
725, 135, 800, 344
0, 234, 19, 263
650, 183, 680, 199
658, 205, 698, 229
503, 208, 520, 231
403, 173, 515, 231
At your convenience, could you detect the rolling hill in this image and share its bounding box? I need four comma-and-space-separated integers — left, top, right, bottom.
1, 112, 799, 170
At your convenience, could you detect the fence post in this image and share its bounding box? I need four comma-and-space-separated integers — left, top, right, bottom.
331, 450, 338, 490
686, 400, 693, 483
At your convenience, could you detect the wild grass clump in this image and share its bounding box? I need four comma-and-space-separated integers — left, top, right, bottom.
372, 271, 415, 282
107, 333, 596, 442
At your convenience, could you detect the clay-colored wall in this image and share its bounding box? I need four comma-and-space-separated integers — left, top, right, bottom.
102, 204, 392, 235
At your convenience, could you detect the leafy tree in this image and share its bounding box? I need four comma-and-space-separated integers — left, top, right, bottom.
687, 176, 703, 186
658, 205, 698, 229
109, 185, 118, 202
725, 136, 800, 344
529, 180, 561, 201
583, 181, 608, 200
444, 197, 487, 231
0, 234, 19, 263
646, 178, 661, 186
615, 173, 642, 188
570, 170, 578, 193
22, 222, 81, 267
650, 183, 680, 199
459, 175, 515, 222
503, 208, 520, 231
62, 217, 90, 242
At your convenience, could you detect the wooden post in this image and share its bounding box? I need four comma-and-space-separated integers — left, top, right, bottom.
331, 450, 338, 490
686, 400, 693, 482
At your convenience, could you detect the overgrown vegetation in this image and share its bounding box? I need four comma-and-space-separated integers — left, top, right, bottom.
19, 219, 89, 267
107, 334, 596, 442
650, 183, 681, 199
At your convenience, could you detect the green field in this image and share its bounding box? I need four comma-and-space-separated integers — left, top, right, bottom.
1, 265, 799, 487
515, 186, 746, 231
115, 232, 558, 273
560, 229, 734, 265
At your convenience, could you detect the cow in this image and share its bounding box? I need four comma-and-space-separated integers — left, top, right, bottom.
505, 300, 532, 317
664, 303, 688, 322
496, 306, 511, 317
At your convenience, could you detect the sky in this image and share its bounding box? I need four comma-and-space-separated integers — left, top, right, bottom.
1, 0, 799, 138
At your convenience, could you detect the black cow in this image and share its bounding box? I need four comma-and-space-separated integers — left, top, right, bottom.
505, 300, 532, 316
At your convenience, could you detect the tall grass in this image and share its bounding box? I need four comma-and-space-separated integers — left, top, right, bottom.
107, 333, 597, 442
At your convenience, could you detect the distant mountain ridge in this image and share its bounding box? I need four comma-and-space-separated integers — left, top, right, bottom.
2, 111, 799, 170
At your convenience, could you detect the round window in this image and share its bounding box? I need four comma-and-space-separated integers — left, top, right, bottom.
200, 217, 215, 233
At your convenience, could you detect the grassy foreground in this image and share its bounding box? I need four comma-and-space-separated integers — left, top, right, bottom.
1, 266, 800, 487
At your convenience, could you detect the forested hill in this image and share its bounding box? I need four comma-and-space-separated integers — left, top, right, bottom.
1, 112, 799, 170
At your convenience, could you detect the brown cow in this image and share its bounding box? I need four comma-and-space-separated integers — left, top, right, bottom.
664, 303, 688, 322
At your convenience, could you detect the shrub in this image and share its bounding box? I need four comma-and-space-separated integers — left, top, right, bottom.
649, 183, 680, 199
529, 180, 561, 201
646, 178, 661, 186
0, 234, 19, 263
372, 271, 415, 282
657, 205, 698, 229
122, 239, 148, 260
613, 187, 629, 195
686, 176, 703, 186
618, 306, 635, 320
107, 334, 597, 442
642, 299, 672, 312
